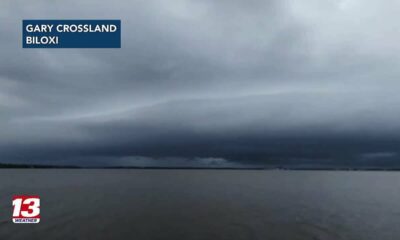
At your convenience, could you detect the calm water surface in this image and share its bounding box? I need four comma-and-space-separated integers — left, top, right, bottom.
0, 169, 399, 240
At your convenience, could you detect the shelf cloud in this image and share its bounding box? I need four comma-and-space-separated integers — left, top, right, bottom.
1, 0, 400, 167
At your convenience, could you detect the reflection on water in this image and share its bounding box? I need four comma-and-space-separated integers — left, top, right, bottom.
0, 169, 399, 240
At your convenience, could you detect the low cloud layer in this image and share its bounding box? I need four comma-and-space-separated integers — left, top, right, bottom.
1, 0, 400, 167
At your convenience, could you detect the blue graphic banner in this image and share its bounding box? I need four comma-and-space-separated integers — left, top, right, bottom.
22, 20, 121, 48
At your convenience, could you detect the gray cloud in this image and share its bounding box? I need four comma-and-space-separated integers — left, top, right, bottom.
1, 0, 400, 167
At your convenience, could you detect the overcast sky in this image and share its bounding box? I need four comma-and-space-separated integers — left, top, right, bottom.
1, 0, 400, 167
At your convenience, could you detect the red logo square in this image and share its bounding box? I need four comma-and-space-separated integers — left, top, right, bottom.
12, 195, 40, 224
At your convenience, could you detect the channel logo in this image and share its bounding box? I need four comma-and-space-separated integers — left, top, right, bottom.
12, 195, 40, 224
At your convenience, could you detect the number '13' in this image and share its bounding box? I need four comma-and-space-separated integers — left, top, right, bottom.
12, 198, 40, 217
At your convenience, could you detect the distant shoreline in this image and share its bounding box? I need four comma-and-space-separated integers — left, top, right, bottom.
1, 163, 399, 171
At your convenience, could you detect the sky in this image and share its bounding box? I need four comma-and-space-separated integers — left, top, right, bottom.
1, 0, 400, 167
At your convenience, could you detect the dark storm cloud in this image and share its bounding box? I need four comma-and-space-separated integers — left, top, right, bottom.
1, 0, 400, 167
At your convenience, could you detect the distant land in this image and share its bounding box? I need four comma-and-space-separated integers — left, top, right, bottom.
1, 163, 399, 171
0, 163, 81, 169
